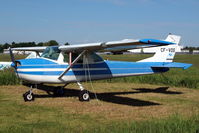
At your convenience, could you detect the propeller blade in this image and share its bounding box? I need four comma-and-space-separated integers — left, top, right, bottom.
8, 47, 20, 78
9, 47, 16, 68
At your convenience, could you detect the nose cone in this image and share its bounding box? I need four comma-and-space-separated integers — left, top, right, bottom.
11, 62, 16, 68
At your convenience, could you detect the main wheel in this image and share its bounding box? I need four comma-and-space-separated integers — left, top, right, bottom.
23, 91, 34, 102
79, 90, 90, 102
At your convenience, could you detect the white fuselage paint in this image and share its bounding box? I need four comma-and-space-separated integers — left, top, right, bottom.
17, 71, 154, 84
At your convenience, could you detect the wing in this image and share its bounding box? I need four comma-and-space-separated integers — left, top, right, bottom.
59, 39, 174, 52
12, 46, 47, 52
59, 39, 140, 52
11, 38, 175, 52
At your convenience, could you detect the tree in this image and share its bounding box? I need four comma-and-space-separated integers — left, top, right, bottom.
64, 42, 70, 45
3, 43, 11, 49
0, 45, 3, 53
43, 40, 59, 46
37, 42, 44, 46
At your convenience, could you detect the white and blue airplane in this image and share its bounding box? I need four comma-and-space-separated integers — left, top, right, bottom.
9, 34, 192, 102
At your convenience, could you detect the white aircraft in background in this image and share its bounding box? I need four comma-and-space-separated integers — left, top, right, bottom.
0, 52, 40, 70
0, 62, 12, 70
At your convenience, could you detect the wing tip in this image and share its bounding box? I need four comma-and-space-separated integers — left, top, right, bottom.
139, 39, 175, 45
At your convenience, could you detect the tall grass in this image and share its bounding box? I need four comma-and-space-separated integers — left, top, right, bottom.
0, 68, 20, 85
103, 68, 199, 89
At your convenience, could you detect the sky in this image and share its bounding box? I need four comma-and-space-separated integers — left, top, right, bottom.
0, 0, 198, 46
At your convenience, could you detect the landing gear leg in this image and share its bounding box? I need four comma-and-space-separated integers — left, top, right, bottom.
77, 82, 90, 102
23, 86, 35, 102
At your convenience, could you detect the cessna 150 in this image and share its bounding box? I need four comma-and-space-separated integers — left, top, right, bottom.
9, 34, 192, 102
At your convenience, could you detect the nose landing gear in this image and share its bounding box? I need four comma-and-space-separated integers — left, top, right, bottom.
23, 90, 34, 102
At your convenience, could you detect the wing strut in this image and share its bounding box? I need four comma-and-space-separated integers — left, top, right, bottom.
58, 50, 86, 80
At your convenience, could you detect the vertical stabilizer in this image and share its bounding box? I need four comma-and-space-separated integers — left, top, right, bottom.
138, 34, 181, 62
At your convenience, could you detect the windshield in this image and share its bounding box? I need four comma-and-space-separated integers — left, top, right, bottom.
41, 46, 60, 60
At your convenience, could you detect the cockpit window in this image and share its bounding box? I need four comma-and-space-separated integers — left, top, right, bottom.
89, 52, 103, 62
63, 51, 103, 63
41, 46, 60, 60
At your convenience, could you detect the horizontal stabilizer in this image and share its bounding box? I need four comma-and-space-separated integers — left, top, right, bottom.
151, 62, 192, 70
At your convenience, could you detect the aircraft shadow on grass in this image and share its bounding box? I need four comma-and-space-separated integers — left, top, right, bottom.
31, 85, 183, 107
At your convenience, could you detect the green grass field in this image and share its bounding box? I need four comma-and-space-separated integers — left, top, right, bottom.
1, 83, 199, 133
0, 53, 199, 132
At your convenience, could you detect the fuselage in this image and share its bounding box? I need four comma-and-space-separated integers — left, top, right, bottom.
14, 57, 169, 84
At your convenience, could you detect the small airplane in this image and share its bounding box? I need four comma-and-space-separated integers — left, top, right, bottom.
9, 34, 192, 102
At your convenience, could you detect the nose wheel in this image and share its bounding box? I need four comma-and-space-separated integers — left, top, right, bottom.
23, 91, 35, 102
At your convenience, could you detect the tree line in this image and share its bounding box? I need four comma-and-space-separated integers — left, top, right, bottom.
0, 40, 70, 53
183, 46, 199, 51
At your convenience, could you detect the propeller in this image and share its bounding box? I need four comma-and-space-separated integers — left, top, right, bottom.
9, 47, 16, 68
9, 47, 19, 78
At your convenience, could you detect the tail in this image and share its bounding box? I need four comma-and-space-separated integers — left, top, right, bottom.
138, 34, 181, 62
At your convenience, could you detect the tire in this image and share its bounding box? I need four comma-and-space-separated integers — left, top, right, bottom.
23, 91, 34, 102
79, 90, 90, 102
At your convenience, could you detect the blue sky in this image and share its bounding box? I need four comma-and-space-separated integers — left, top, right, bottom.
0, 0, 198, 46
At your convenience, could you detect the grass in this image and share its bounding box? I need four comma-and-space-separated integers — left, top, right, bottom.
88, 115, 199, 133
1, 83, 199, 132
0, 68, 20, 85
0, 53, 26, 61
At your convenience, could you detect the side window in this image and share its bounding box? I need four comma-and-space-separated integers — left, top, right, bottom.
90, 52, 103, 62
62, 52, 103, 64
72, 53, 83, 63
63, 52, 83, 63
